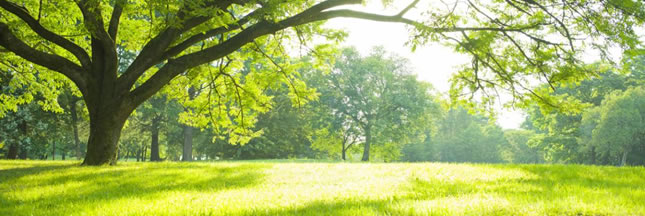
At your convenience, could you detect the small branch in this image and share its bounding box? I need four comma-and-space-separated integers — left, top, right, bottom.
531, 1, 575, 51
160, 10, 259, 60
37, 0, 42, 21
396, 0, 420, 17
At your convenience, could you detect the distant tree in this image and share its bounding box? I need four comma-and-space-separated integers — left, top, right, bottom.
400, 130, 435, 162
524, 59, 645, 165
311, 47, 439, 161
432, 107, 504, 163
181, 87, 199, 161
232, 92, 317, 159
61, 92, 84, 159
0, 102, 71, 160
582, 87, 645, 166
138, 96, 167, 161
501, 129, 543, 164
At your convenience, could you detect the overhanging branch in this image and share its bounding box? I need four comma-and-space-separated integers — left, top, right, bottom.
118, 0, 245, 93
0, 22, 89, 94
127, 0, 546, 106
0, 0, 91, 68
159, 10, 259, 61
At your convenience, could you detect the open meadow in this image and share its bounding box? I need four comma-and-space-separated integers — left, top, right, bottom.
1, 160, 644, 216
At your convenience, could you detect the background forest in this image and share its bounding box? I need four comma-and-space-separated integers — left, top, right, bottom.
2, 47, 645, 166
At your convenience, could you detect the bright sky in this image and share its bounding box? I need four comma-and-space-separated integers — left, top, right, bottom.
324, 2, 525, 129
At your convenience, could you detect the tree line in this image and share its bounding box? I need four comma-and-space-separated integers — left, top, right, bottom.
1, 0, 643, 165
3, 47, 643, 166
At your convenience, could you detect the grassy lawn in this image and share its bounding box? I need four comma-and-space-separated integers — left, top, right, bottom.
1, 160, 644, 215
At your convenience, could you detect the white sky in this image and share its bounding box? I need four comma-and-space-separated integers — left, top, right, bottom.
323, 2, 525, 129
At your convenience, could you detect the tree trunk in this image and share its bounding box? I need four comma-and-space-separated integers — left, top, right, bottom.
18, 121, 28, 159
62, 151, 66, 160
149, 117, 161, 161
136, 149, 140, 162
602, 149, 610, 165
69, 99, 82, 159
18, 146, 27, 159
533, 150, 538, 164
590, 146, 596, 165
342, 146, 347, 161
142, 144, 147, 162
82, 109, 130, 165
620, 150, 629, 167
52, 141, 56, 160
80, 41, 139, 165
182, 124, 194, 161
182, 87, 197, 162
361, 128, 371, 162
15, 120, 29, 160
7, 143, 18, 159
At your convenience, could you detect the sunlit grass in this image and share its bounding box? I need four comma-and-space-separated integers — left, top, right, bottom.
1, 160, 644, 215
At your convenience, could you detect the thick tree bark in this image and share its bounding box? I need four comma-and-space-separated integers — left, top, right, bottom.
7, 143, 18, 159
182, 125, 194, 161
149, 117, 161, 161
82, 107, 130, 165
361, 128, 371, 161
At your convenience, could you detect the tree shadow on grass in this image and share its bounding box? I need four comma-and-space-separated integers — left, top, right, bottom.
0, 161, 79, 180
0, 162, 270, 216
516, 164, 645, 190
238, 164, 645, 216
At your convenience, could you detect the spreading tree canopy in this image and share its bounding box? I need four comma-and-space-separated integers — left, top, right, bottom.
1, 0, 644, 165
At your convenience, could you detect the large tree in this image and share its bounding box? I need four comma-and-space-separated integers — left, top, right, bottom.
1, 0, 643, 165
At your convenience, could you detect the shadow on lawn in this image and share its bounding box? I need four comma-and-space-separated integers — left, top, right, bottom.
240, 164, 645, 216
0, 162, 79, 181
0, 162, 270, 215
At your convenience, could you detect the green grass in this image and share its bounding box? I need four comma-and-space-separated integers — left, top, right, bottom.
1, 160, 644, 216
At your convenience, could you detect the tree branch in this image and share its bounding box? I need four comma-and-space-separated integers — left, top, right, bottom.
127, 0, 544, 106
396, 0, 420, 17
0, 0, 91, 68
75, 0, 113, 47
118, 0, 244, 93
108, 0, 126, 41
159, 10, 259, 61
128, 0, 364, 105
0, 22, 89, 94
